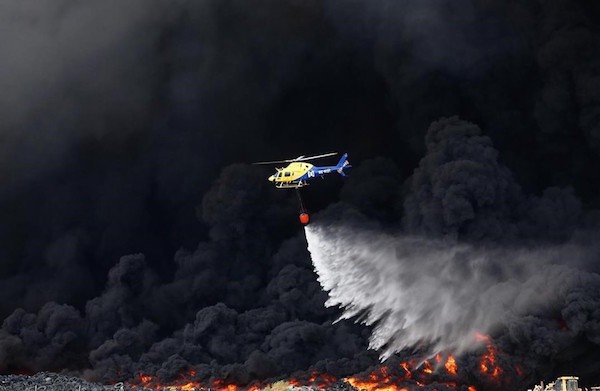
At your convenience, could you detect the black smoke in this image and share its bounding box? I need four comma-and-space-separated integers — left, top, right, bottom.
0, 0, 599, 390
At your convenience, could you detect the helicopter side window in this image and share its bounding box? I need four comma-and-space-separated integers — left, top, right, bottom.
285, 172, 291, 177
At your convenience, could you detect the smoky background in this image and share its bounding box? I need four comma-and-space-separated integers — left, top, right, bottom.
0, 0, 599, 389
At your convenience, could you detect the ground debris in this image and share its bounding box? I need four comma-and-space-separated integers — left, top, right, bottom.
0, 374, 361, 391
0, 372, 127, 391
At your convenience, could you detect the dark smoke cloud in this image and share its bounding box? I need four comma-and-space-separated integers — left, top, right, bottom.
0, 162, 376, 384
339, 157, 404, 222
403, 116, 582, 242
0, 302, 87, 373
0, 0, 175, 187
1, 165, 368, 383
0, 0, 599, 390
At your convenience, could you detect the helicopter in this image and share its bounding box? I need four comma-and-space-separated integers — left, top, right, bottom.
253, 152, 351, 225
253, 152, 351, 189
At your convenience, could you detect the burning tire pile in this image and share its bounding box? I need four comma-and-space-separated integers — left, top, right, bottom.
0, 374, 359, 391
0, 372, 126, 391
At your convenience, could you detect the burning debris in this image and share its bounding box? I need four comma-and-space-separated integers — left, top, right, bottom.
130, 344, 515, 391
0, 373, 441, 391
0, 372, 126, 391
0, 366, 477, 391
474, 334, 503, 382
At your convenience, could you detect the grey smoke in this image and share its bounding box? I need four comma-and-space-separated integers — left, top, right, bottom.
0, 0, 598, 386
0, 0, 177, 189
305, 223, 600, 361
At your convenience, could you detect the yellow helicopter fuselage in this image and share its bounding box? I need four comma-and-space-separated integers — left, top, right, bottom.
268, 162, 313, 188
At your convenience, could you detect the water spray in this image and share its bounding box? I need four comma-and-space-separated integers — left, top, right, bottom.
304, 222, 596, 361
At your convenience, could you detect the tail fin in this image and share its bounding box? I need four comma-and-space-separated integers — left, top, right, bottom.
336, 153, 351, 176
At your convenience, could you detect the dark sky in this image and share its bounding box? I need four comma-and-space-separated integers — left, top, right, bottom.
0, 0, 599, 389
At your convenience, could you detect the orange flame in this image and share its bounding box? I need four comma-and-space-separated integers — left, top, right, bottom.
133, 367, 481, 391
346, 377, 409, 391
422, 360, 433, 375
307, 371, 337, 388
139, 374, 153, 385
400, 362, 411, 378
180, 383, 199, 391
133, 350, 496, 391
475, 333, 504, 382
445, 355, 458, 376
134, 372, 255, 391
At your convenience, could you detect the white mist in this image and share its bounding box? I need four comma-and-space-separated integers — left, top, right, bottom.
305, 223, 594, 360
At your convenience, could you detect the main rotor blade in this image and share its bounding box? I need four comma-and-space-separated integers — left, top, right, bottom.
252, 159, 295, 165
253, 152, 337, 165
293, 152, 337, 161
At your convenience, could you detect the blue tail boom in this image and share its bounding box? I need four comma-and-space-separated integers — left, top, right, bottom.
336, 153, 351, 176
